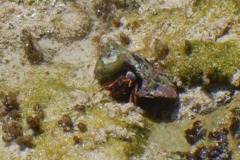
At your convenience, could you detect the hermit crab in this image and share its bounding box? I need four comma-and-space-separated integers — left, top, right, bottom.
94, 41, 178, 104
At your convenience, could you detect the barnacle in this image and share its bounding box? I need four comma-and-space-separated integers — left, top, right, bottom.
16, 135, 33, 149
58, 114, 74, 132
185, 121, 206, 145
73, 136, 82, 145
33, 104, 45, 120
26, 115, 41, 130
1, 92, 19, 111
73, 104, 86, 112
21, 29, 44, 65
9, 110, 21, 120
77, 122, 87, 132
2, 121, 23, 143
119, 33, 131, 45
184, 40, 192, 55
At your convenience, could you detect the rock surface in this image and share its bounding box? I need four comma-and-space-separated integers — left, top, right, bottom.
0, 0, 239, 159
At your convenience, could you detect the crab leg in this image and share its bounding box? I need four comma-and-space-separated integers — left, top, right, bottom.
93, 77, 122, 96
130, 83, 138, 106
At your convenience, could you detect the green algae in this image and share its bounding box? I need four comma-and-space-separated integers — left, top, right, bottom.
125, 125, 150, 158
123, 0, 240, 87
0, 63, 149, 159
29, 103, 149, 159
0, 64, 77, 116
192, 0, 240, 17
28, 1, 240, 159
1, 0, 239, 159
165, 40, 240, 86
19, 65, 76, 104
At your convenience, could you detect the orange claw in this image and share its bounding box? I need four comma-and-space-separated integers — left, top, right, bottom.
123, 78, 133, 87
93, 72, 138, 105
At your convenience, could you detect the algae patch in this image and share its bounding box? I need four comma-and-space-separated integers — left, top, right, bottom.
0, 63, 149, 159
165, 41, 240, 86
120, 0, 240, 87
1, 0, 240, 159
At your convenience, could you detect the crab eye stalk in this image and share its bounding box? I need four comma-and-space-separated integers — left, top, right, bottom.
126, 71, 136, 82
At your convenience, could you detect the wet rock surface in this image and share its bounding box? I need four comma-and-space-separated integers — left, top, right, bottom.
0, 0, 239, 160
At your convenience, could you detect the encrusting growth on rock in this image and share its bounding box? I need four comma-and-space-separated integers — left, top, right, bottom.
58, 114, 74, 132
21, 29, 44, 65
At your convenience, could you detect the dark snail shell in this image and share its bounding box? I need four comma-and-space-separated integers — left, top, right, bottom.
94, 41, 178, 99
